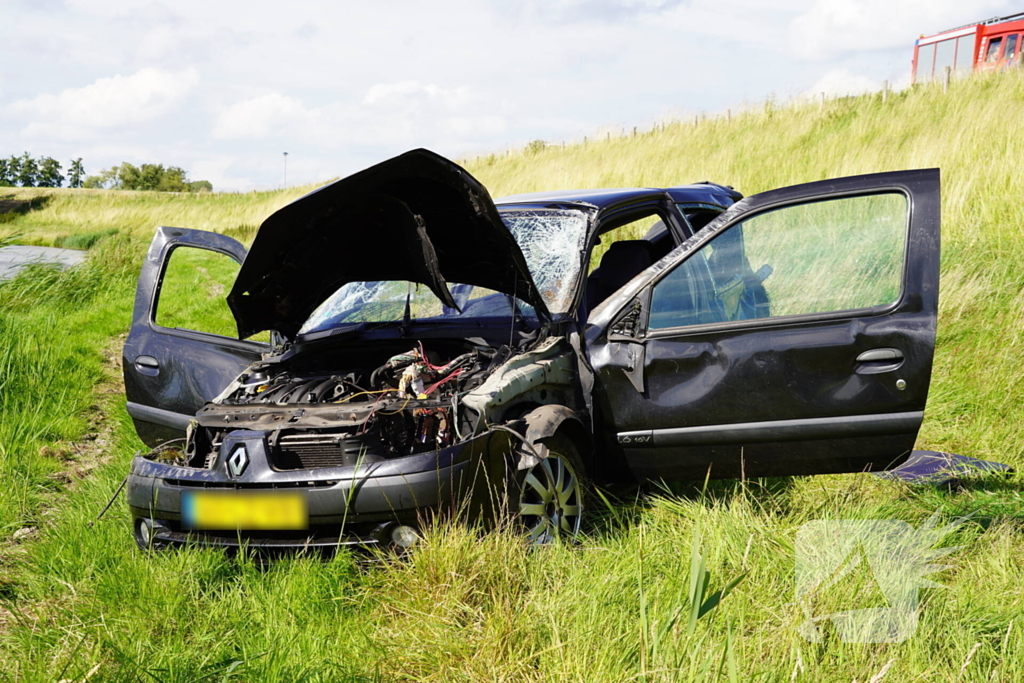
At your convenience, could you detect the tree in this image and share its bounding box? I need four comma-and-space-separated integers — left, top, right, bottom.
68, 158, 85, 188
0, 158, 11, 187
5, 156, 19, 186
116, 162, 141, 190
15, 152, 37, 187
74, 161, 210, 192
82, 166, 118, 189
37, 157, 64, 188
158, 166, 188, 192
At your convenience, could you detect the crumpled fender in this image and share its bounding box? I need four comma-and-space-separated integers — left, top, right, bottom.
514, 404, 591, 469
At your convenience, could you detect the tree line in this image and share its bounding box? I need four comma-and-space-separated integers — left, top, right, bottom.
0, 153, 213, 192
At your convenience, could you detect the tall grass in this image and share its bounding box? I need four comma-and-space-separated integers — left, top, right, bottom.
1, 72, 1024, 681
1, 184, 318, 246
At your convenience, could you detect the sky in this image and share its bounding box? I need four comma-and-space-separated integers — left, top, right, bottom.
0, 0, 1015, 191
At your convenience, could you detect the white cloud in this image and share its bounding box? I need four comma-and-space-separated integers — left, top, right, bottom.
802, 68, 880, 98
211, 93, 309, 140
8, 67, 199, 138
210, 81, 509, 150
788, 0, 1012, 60
362, 81, 472, 109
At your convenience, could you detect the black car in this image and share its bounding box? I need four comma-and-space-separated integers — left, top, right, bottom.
123, 149, 940, 550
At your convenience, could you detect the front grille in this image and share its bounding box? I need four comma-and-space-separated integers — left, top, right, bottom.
271, 433, 380, 470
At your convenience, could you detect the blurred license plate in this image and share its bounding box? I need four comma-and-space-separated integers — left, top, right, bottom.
182, 491, 307, 530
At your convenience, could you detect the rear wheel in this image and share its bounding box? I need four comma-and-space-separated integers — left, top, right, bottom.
514, 434, 586, 543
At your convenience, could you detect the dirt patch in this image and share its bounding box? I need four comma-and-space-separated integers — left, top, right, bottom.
48, 334, 126, 485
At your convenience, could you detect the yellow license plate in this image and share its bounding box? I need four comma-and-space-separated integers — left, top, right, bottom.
182, 491, 308, 530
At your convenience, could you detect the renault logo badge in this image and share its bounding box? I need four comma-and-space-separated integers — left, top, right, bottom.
227, 445, 249, 477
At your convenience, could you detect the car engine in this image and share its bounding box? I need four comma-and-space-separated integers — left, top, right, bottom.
169, 340, 514, 471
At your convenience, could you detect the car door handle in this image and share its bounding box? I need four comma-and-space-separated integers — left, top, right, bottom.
135, 355, 160, 375
856, 348, 904, 363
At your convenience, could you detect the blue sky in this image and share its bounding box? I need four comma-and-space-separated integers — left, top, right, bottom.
0, 0, 1013, 190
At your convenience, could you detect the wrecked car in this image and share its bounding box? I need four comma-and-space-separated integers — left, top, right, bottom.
123, 149, 940, 550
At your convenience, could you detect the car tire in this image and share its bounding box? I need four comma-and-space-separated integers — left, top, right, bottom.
508, 432, 587, 543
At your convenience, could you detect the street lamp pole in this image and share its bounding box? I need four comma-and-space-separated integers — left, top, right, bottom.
283, 152, 289, 188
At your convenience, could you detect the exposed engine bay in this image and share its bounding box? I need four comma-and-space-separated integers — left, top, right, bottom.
168, 335, 576, 472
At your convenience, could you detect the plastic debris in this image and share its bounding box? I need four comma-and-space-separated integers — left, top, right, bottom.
875, 450, 1014, 486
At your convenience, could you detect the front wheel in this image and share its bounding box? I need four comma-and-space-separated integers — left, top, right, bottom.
514, 434, 586, 543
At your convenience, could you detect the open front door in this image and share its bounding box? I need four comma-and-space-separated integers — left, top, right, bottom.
123, 227, 268, 447
591, 169, 940, 480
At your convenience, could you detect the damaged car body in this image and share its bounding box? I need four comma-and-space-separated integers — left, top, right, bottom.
123, 149, 940, 550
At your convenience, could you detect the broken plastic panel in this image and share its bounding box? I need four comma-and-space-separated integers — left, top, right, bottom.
876, 450, 1014, 485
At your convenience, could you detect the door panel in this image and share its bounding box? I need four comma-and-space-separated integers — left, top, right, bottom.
123, 227, 267, 447
589, 169, 940, 480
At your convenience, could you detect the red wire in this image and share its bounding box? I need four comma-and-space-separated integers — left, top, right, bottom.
424, 368, 463, 395
418, 341, 447, 372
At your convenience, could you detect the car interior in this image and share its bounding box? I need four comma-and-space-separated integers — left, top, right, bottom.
583, 206, 724, 318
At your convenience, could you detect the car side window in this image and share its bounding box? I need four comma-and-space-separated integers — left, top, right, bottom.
155, 246, 241, 338
585, 211, 675, 316
649, 193, 908, 330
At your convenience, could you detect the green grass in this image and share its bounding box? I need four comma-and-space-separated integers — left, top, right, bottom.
0, 184, 317, 247
2, 72, 1024, 681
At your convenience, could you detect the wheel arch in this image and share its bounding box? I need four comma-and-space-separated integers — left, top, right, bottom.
521, 404, 592, 460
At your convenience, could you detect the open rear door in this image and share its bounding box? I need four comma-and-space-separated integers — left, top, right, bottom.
123, 227, 268, 447
592, 169, 940, 480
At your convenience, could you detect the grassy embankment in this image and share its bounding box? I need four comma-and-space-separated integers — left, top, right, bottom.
1, 71, 1024, 681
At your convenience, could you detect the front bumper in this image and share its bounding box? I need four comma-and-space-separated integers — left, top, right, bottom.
127, 429, 506, 549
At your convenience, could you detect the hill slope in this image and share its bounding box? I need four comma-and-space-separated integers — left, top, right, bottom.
1, 72, 1023, 682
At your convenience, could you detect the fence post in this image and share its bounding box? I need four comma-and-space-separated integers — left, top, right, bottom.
882, 80, 889, 103
944, 66, 952, 93
819, 92, 825, 111
727, 108, 732, 122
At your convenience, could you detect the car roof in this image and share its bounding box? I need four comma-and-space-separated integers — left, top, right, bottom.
494, 183, 741, 211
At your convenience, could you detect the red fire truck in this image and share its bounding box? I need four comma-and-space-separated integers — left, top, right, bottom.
913, 12, 1024, 83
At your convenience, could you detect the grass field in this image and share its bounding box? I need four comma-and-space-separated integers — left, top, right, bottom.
1, 71, 1023, 682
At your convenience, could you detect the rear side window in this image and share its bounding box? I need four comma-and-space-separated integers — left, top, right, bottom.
934, 38, 956, 75
955, 35, 975, 73
917, 43, 936, 80
649, 193, 908, 330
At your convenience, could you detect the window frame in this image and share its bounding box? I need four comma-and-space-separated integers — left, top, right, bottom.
640, 188, 913, 339
149, 243, 267, 349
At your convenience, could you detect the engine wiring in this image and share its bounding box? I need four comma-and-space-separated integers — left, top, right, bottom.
214, 340, 507, 458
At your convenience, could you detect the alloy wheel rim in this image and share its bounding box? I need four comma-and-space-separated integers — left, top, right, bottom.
519, 455, 582, 543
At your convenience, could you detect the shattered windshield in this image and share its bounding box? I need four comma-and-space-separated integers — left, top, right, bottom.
298, 209, 588, 335
502, 209, 589, 314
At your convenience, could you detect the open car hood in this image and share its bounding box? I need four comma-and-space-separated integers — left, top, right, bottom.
228, 149, 550, 339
